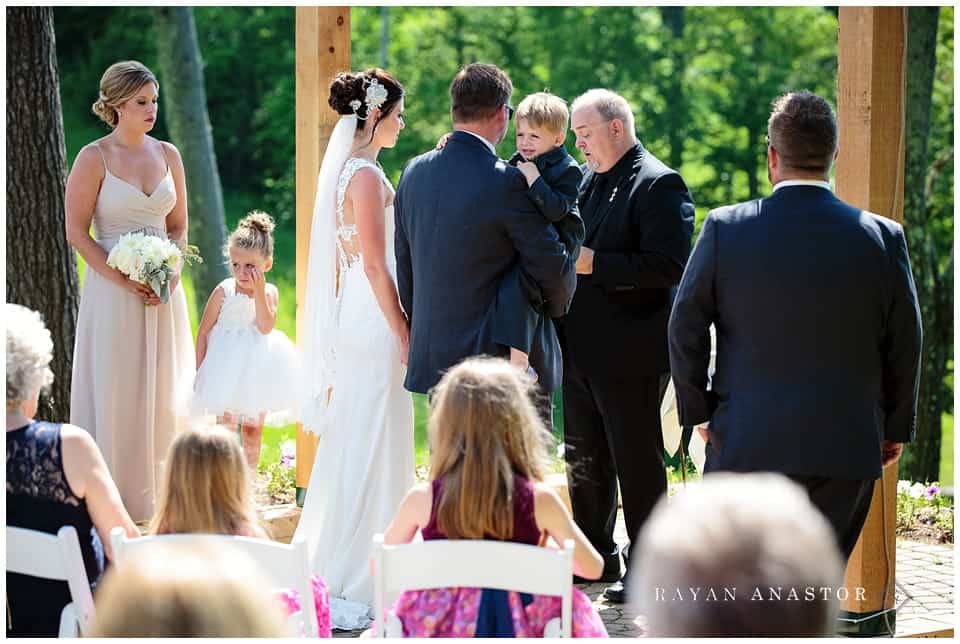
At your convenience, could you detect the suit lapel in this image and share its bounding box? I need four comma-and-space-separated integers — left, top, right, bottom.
582, 147, 644, 243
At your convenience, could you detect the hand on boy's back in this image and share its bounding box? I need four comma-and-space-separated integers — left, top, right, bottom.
435, 132, 453, 150
517, 161, 541, 187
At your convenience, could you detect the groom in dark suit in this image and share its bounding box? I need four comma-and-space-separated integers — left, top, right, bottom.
668, 91, 923, 561
395, 63, 576, 395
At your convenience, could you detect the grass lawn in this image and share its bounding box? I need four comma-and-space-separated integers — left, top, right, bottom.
257, 394, 430, 473
259, 391, 567, 474
940, 412, 953, 488
261, 406, 958, 489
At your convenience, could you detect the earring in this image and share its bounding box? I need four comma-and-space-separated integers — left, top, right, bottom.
116, 109, 122, 119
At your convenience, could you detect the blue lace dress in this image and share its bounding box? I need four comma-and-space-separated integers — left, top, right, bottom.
6, 421, 105, 637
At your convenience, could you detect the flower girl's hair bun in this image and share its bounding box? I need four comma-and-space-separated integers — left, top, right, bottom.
226, 210, 275, 259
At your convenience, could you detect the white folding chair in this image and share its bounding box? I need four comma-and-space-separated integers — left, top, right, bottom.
6, 525, 96, 637
109, 527, 318, 637
373, 534, 574, 637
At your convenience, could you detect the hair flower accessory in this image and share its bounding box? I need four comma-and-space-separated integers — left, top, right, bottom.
349, 99, 362, 113
363, 78, 389, 116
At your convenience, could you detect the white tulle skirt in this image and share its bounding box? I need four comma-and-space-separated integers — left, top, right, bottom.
188, 324, 301, 426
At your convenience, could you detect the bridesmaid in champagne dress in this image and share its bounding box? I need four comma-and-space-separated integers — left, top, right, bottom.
65, 61, 194, 522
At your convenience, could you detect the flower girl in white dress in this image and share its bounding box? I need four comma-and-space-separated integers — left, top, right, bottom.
189, 211, 300, 469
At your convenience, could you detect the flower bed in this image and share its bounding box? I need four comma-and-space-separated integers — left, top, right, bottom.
252, 445, 955, 547
897, 480, 954, 544
255, 439, 296, 507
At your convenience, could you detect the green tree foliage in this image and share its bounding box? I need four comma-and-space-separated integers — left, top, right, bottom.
54, 6, 296, 335
50, 6, 953, 455
900, 7, 954, 482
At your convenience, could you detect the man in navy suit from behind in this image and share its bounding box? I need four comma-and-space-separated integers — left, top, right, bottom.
668, 91, 922, 561
394, 63, 577, 396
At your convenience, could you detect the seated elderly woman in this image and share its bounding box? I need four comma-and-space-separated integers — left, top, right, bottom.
6, 304, 139, 637
630, 472, 845, 637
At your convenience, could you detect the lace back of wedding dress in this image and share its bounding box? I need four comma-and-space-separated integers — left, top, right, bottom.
334, 157, 386, 273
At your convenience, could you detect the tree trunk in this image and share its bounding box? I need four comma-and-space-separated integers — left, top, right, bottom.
660, 6, 686, 170
153, 7, 229, 314
6, 7, 79, 422
901, 6, 943, 483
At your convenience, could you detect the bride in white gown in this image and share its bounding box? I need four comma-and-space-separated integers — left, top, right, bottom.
297, 69, 414, 630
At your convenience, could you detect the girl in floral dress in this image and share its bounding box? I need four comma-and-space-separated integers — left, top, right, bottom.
381, 357, 608, 637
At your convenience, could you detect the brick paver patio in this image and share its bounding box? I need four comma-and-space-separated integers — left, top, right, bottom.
312, 508, 954, 638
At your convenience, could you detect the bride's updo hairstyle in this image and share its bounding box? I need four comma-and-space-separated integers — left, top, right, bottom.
92, 60, 158, 128
328, 68, 404, 141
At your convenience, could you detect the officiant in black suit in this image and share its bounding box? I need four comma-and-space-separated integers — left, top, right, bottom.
559, 89, 695, 603
395, 63, 577, 396
668, 91, 922, 561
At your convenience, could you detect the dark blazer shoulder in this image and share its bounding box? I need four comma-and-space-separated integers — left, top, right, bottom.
551, 148, 582, 172
399, 146, 442, 178
633, 148, 690, 199
854, 207, 908, 260
859, 207, 905, 236
636, 148, 674, 181
708, 198, 763, 224
547, 154, 583, 189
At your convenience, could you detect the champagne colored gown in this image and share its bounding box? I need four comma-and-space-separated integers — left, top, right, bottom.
70, 145, 195, 522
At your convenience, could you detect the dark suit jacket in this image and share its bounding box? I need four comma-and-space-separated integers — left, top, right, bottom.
558, 143, 695, 380
668, 185, 922, 480
395, 131, 577, 394
507, 147, 585, 255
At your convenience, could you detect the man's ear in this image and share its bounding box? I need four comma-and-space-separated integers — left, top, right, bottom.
610, 118, 624, 139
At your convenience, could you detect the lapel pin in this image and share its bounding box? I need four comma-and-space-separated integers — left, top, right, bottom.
609, 186, 619, 202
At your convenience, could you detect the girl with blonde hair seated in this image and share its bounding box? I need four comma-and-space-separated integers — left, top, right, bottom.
149, 425, 331, 635
149, 424, 267, 538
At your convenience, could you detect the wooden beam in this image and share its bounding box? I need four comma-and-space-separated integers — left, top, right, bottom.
836, 7, 907, 224
835, 6, 906, 636
295, 6, 350, 502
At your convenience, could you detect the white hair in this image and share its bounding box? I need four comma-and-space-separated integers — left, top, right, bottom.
631, 472, 844, 637
571, 88, 636, 140
6, 304, 55, 409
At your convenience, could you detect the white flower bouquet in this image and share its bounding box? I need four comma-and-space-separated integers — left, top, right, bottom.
106, 231, 202, 303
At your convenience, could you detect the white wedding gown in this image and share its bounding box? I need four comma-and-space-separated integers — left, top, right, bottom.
295, 157, 414, 630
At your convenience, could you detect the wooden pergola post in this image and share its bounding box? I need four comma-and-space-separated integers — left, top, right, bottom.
834, 6, 906, 636
295, 6, 350, 505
